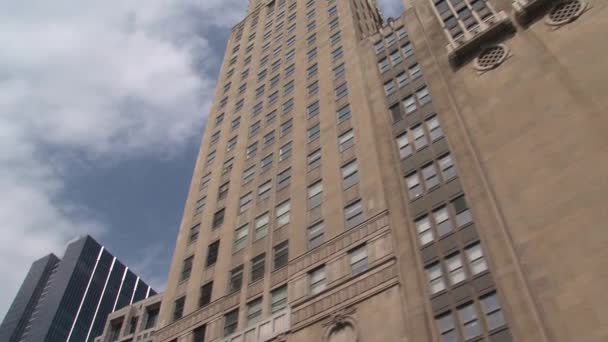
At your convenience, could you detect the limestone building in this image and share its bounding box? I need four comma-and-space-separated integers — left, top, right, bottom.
154, 0, 608, 341
94, 294, 163, 342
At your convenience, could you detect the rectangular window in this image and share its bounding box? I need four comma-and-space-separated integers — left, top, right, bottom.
218, 181, 229, 200
285, 48, 295, 62
481, 292, 506, 330
416, 216, 434, 245
281, 118, 293, 135
307, 149, 321, 171
308, 123, 320, 142
385, 33, 396, 46
173, 297, 185, 321
390, 50, 402, 65
264, 131, 275, 147
212, 209, 225, 229
261, 153, 273, 171
412, 124, 428, 149
222, 157, 234, 175
338, 129, 354, 152
206, 240, 220, 266
253, 102, 263, 116
409, 63, 422, 79
229, 265, 243, 294
350, 245, 368, 275
438, 154, 457, 180
435, 313, 457, 342
330, 17, 340, 30
335, 82, 348, 99
396, 132, 412, 159
273, 241, 289, 270
434, 206, 453, 237
266, 110, 277, 124
285, 63, 295, 77
406, 174, 422, 201
466, 242, 488, 275
250, 254, 266, 283
374, 41, 385, 54
452, 195, 472, 226
223, 309, 239, 337
458, 303, 481, 339
199, 282, 213, 307
397, 26, 408, 38
239, 192, 253, 214
189, 223, 200, 243
247, 298, 263, 325
337, 104, 351, 123
309, 266, 327, 295
307, 101, 320, 119
279, 142, 292, 161
307, 47, 317, 62
258, 180, 272, 200
226, 136, 237, 152
378, 58, 389, 73
194, 197, 205, 216
403, 95, 417, 114
307, 33, 317, 47
426, 263, 446, 294
384, 80, 396, 96
243, 165, 256, 184
250, 120, 261, 136
233, 223, 248, 252
396, 72, 409, 88
215, 113, 224, 127
276, 200, 291, 226
231, 117, 241, 131
145, 308, 158, 330
268, 91, 279, 105
307, 221, 325, 249
255, 85, 265, 98
417, 86, 432, 106
334, 63, 346, 79
271, 285, 288, 313
255, 213, 270, 240
277, 168, 291, 190
422, 163, 440, 190
426, 115, 443, 141
330, 31, 341, 46
307, 63, 318, 78
402, 42, 414, 58
345, 200, 364, 229
446, 252, 466, 285
331, 46, 343, 61
246, 142, 258, 159
342, 160, 359, 189
308, 181, 323, 208
307, 81, 319, 96
181, 256, 193, 281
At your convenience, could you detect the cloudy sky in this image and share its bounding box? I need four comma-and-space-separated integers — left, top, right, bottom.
0, 0, 403, 318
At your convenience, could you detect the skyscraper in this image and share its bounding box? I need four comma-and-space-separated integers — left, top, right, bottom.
0, 236, 156, 342
155, 0, 608, 341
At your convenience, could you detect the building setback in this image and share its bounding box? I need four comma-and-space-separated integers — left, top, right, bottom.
0, 236, 156, 342
150, 0, 608, 341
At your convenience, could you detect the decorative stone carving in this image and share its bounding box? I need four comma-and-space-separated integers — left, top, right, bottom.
321, 307, 358, 342
546, 0, 587, 26
474, 44, 510, 73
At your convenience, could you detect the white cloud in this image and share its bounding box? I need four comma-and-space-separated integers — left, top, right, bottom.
0, 0, 246, 318
378, 0, 405, 18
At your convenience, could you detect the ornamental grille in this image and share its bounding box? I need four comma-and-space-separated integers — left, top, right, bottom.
475, 45, 507, 71
547, 0, 585, 26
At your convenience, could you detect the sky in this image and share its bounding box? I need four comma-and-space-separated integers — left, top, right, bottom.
0, 0, 404, 319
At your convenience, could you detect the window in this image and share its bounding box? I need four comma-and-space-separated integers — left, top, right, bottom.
434, 206, 453, 237
335, 82, 348, 99
223, 309, 239, 337
308, 123, 320, 142
416, 216, 434, 245
384, 80, 396, 96
330, 17, 340, 30
246, 142, 258, 160
458, 303, 481, 339
307, 101, 320, 119
307, 20, 316, 32
330, 31, 341, 46
258, 180, 272, 200
193, 325, 206, 342
215, 113, 224, 127
396, 72, 409, 88
378, 58, 389, 73
436, 313, 457, 342
328, 5, 338, 17
239, 192, 253, 213
173, 297, 185, 321
145, 307, 159, 329
234, 223, 248, 252
307, 33, 316, 46
250, 121, 261, 137
181, 256, 193, 281
307, 221, 325, 249
308, 181, 323, 208
417, 86, 432, 106
264, 131, 275, 147
412, 124, 428, 149
261, 153, 273, 171
307, 81, 319, 96
375, 41, 385, 54
308, 63, 318, 78
255, 85, 265, 98
243, 166, 256, 184
279, 142, 292, 161
281, 118, 293, 135
331, 46, 343, 61
426, 115, 443, 140
403, 95, 417, 114
128, 318, 138, 337
210, 131, 220, 145
255, 213, 270, 240
227, 136, 237, 152
345, 200, 364, 228
385, 33, 396, 46
438, 154, 457, 180
337, 104, 351, 122
109, 320, 122, 341
390, 103, 401, 122
268, 91, 279, 105
250, 254, 266, 283
286, 35, 296, 46
266, 110, 277, 124
452, 195, 472, 226
189, 223, 200, 243
446, 253, 466, 285
402, 42, 414, 58
309, 266, 327, 295
481, 292, 506, 330
466, 242, 488, 275
285, 48, 295, 61
338, 129, 354, 151
194, 196, 205, 217
231, 117, 241, 131
397, 26, 408, 38
207, 240, 220, 266
422, 163, 440, 190
199, 282, 213, 307
342, 160, 359, 188
307, 149, 321, 170
276, 200, 290, 226
396, 132, 412, 159
247, 298, 263, 325
406, 172, 423, 200
350, 245, 368, 275
206, 150, 216, 165
334, 62, 345, 79
307, 47, 317, 62
273, 241, 289, 270
283, 80, 294, 95
285, 63, 295, 77
271, 285, 288, 313
277, 168, 291, 189
409, 63, 422, 79
426, 263, 446, 294
212, 208, 225, 229
390, 50, 402, 65
229, 265, 243, 293
238, 83, 247, 96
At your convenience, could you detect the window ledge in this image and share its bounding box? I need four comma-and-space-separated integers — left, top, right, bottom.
447, 11, 515, 68
512, 0, 553, 24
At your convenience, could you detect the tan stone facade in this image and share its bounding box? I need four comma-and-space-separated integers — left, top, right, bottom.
95, 294, 163, 342
153, 0, 608, 341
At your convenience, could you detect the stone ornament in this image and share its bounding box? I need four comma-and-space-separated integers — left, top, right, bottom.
321, 307, 359, 342
546, 0, 587, 26
474, 44, 510, 72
